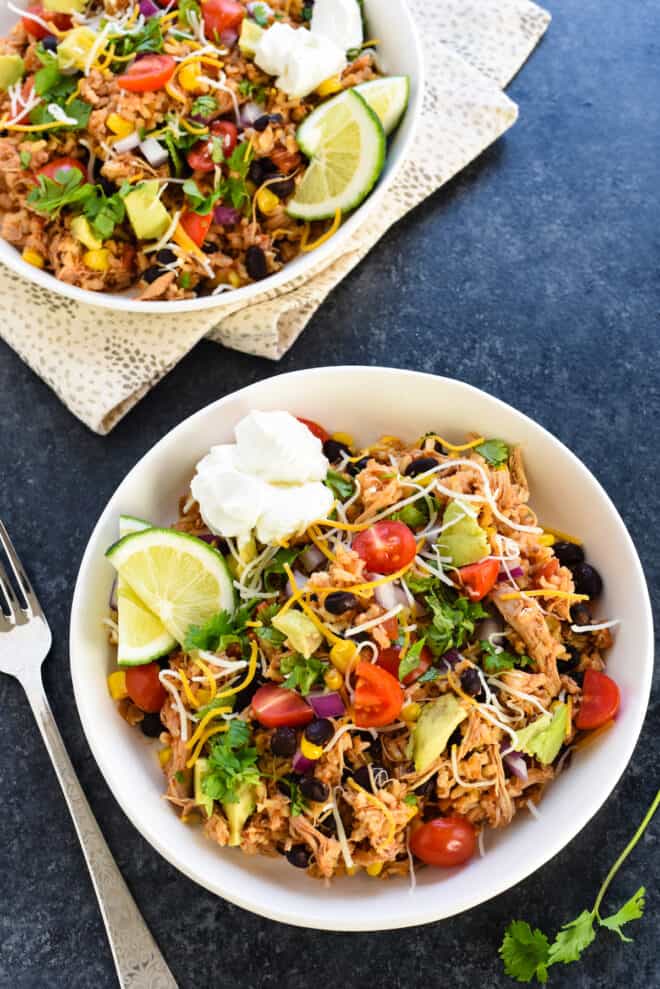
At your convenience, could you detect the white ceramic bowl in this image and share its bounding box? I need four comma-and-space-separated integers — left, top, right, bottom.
0, 1, 422, 313
70, 367, 653, 930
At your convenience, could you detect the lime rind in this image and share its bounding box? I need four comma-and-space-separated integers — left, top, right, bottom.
287, 88, 386, 222
354, 76, 410, 136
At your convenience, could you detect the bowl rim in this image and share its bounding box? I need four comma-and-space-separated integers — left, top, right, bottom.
69, 367, 654, 930
0, 1, 424, 314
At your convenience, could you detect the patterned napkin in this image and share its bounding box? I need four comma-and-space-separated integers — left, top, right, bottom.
0, 0, 550, 434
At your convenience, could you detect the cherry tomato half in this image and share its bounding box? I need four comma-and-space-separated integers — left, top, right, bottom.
410, 816, 477, 868
186, 120, 238, 172
458, 558, 500, 601
22, 5, 72, 39
352, 521, 417, 575
251, 683, 314, 728
118, 54, 176, 93
296, 417, 329, 444
376, 644, 432, 686
536, 557, 560, 583
353, 661, 404, 728
125, 663, 167, 713
180, 209, 212, 248
38, 157, 86, 183
201, 0, 245, 40
575, 668, 620, 730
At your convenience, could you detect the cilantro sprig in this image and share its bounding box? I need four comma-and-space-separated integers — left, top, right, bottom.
201, 719, 260, 804
27, 169, 127, 241
184, 600, 257, 656
480, 640, 532, 675
255, 603, 286, 647
182, 178, 223, 216
500, 789, 659, 983
407, 576, 488, 657
475, 438, 509, 467
279, 654, 327, 694
108, 17, 164, 60
324, 469, 355, 501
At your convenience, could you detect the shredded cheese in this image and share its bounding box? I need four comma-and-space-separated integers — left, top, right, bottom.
570, 619, 620, 633
450, 744, 494, 789
144, 209, 182, 255
186, 704, 232, 752
193, 655, 217, 700
421, 434, 485, 453
158, 670, 189, 741
498, 589, 589, 602
346, 778, 396, 849
343, 603, 403, 638
186, 723, 228, 768
541, 525, 582, 545
300, 208, 342, 253
331, 786, 354, 870
214, 640, 258, 700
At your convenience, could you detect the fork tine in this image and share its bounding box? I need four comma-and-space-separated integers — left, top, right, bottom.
0, 521, 43, 619
0, 558, 19, 624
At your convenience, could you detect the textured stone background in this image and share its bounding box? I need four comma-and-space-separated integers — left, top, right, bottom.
0, 0, 658, 986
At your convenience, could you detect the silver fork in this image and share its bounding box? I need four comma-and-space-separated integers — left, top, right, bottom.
0, 521, 178, 989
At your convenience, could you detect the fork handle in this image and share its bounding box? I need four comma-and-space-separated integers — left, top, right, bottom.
20, 669, 178, 989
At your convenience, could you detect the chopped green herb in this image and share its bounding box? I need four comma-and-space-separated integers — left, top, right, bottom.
210, 136, 225, 163
255, 602, 286, 647
84, 189, 126, 241
263, 546, 301, 590
417, 666, 442, 684
324, 469, 355, 501
19, 150, 31, 169
109, 17, 164, 59
174, 770, 185, 784
398, 638, 427, 682
27, 169, 94, 216
202, 719, 260, 804
403, 794, 418, 807
179, 272, 191, 289
238, 79, 267, 103
475, 438, 509, 467
184, 600, 257, 655
407, 577, 488, 657
480, 640, 532, 675
390, 503, 428, 528
279, 654, 327, 694
250, 2, 270, 26
182, 178, 222, 215
191, 94, 218, 118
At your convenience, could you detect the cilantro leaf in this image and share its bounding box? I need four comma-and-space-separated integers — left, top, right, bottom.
421, 585, 488, 657
84, 189, 126, 241
30, 97, 91, 131
279, 654, 326, 694
475, 438, 509, 467
195, 694, 235, 720
403, 794, 418, 807
480, 640, 532, 675
547, 911, 596, 966
184, 601, 257, 654
417, 666, 442, 683
398, 638, 426, 682
109, 17, 163, 59
19, 150, 31, 169
238, 78, 267, 103
202, 719, 260, 804
599, 887, 645, 942
404, 574, 439, 596
255, 603, 286, 647
263, 546, 301, 590
278, 776, 309, 816
250, 2, 270, 26
224, 141, 253, 211
500, 921, 550, 983
182, 178, 222, 215
27, 169, 95, 216
324, 469, 355, 501
191, 94, 218, 118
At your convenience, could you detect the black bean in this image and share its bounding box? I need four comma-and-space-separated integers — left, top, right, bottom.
304, 719, 333, 746
570, 602, 593, 626
299, 777, 329, 802
346, 456, 368, 477
235, 672, 266, 711
434, 441, 447, 454
318, 813, 338, 836
139, 712, 163, 737
558, 646, 581, 673
447, 726, 463, 749
553, 541, 585, 568
572, 562, 603, 598
572, 671, 585, 688
404, 456, 438, 477
286, 844, 310, 868
414, 773, 437, 798
142, 265, 165, 284
201, 242, 217, 254
98, 176, 116, 197
277, 777, 292, 798
271, 726, 297, 757
323, 439, 350, 463
460, 668, 485, 699
253, 114, 270, 132
269, 113, 284, 124
41, 35, 58, 52
245, 245, 268, 280
324, 591, 358, 615
268, 176, 295, 199
156, 248, 177, 265
249, 156, 278, 185
352, 764, 387, 792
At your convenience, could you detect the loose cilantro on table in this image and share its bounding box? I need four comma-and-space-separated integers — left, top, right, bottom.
184, 599, 257, 655
324, 469, 355, 501
500, 789, 659, 983
475, 438, 509, 467
202, 719, 260, 804
182, 178, 223, 215
279, 654, 326, 694
480, 640, 532, 675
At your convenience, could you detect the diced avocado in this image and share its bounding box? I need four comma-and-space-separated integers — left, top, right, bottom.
515, 704, 568, 765
57, 27, 97, 72
124, 181, 171, 241
44, 0, 86, 12
224, 782, 256, 846
193, 758, 214, 819
437, 499, 489, 568
71, 215, 102, 250
239, 19, 264, 56
410, 694, 467, 773
0, 54, 24, 91
272, 609, 322, 659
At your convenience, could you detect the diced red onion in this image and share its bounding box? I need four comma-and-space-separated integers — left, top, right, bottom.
439, 648, 461, 671
113, 131, 140, 154
213, 204, 240, 226
285, 570, 308, 598
502, 748, 528, 781
139, 137, 168, 168
219, 27, 239, 47
497, 566, 523, 581
308, 691, 346, 719
292, 749, 316, 774
239, 100, 264, 128
139, 0, 160, 16
300, 545, 325, 572
374, 581, 409, 612
109, 577, 118, 610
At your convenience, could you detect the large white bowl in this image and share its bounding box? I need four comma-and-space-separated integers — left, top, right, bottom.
70, 367, 653, 930
0, 0, 422, 313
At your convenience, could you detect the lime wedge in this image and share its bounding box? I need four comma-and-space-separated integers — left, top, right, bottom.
114, 515, 177, 667
354, 76, 410, 136
106, 528, 235, 646
287, 88, 385, 221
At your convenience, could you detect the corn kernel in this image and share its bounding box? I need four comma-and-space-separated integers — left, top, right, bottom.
300, 735, 324, 760
179, 61, 203, 92
21, 248, 44, 269
538, 533, 556, 547
228, 270, 241, 288
107, 670, 128, 700
256, 186, 280, 215
402, 702, 421, 723
83, 249, 110, 272
324, 667, 344, 690
107, 113, 133, 138
332, 432, 354, 446
317, 74, 343, 97
330, 640, 357, 673
158, 746, 172, 767
346, 865, 358, 876
366, 861, 383, 877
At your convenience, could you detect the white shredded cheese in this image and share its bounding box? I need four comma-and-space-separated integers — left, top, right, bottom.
570, 619, 621, 633
158, 669, 190, 741
451, 744, 494, 789
343, 603, 403, 638
331, 786, 354, 870
84, 21, 112, 76
526, 799, 541, 820
144, 209, 182, 254
46, 103, 79, 126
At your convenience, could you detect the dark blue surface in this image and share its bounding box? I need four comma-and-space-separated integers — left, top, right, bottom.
0, 1, 658, 986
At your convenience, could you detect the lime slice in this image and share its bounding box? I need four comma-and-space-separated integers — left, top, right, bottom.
354, 76, 410, 136
106, 528, 235, 646
114, 515, 177, 667
287, 88, 385, 221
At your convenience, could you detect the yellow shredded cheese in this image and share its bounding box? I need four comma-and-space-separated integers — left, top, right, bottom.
541, 525, 583, 546
165, 81, 187, 103
307, 525, 336, 563
180, 117, 208, 135
186, 723, 228, 768
177, 668, 201, 708
300, 208, 342, 253
215, 640, 259, 700
186, 704, 232, 751
193, 656, 217, 701
421, 434, 485, 452
498, 589, 589, 602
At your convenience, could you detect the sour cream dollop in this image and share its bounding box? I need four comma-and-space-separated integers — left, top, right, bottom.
253, 22, 347, 99
190, 411, 335, 546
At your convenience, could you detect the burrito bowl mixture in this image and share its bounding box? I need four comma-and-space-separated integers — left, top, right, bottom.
105, 411, 621, 880
0, 0, 408, 299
